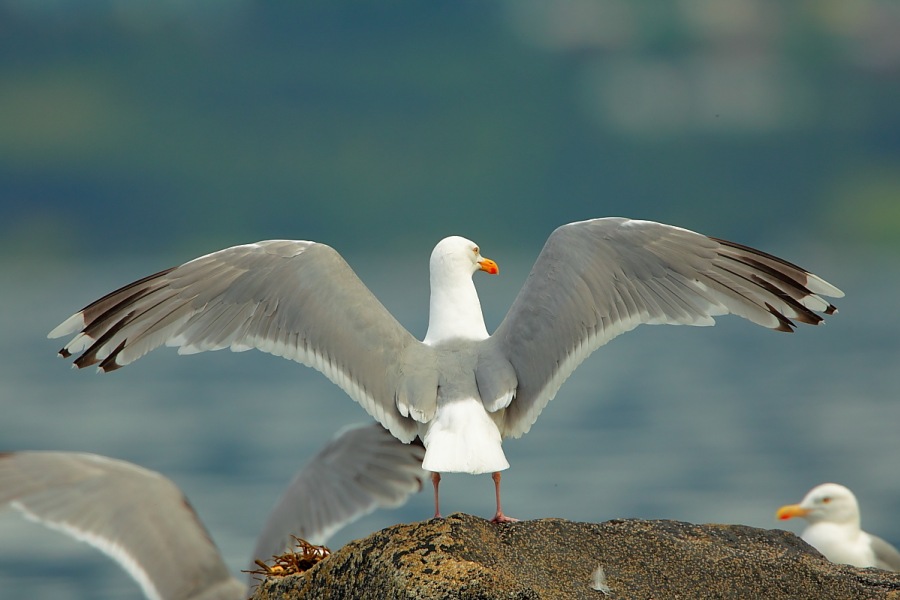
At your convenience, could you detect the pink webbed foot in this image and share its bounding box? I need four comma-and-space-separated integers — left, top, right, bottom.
490, 511, 520, 524
490, 471, 518, 523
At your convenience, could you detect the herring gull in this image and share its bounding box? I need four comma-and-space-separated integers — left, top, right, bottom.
0, 423, 425, 600
49, 217, 843, 522
777, 483, 900, 571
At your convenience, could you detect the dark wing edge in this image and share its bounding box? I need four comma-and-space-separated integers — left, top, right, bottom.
490, 218, 843, 438
48, 241, 427, 441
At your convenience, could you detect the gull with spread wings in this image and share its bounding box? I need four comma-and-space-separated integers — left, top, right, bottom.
50, 218, 843, 522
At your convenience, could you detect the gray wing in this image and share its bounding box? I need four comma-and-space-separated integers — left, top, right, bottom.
0, 452, 245, 600
488, 218, 843, 437
249, 423, 425, 572
869, 534, 900, 572
48, 240, 432, 441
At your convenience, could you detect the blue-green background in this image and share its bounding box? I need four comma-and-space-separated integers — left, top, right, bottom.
2, 2, 899, 598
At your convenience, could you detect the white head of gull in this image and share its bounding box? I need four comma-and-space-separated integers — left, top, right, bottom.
0, 423, 425, 600
50, 217, 843, 523
423, 235, 497, 345
777, 483, 900, 571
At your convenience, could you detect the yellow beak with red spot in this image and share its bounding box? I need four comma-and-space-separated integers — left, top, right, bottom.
478, 258, 499, 275
776, 504, 810, 520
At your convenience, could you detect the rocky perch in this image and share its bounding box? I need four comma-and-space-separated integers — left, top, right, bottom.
251, 513, 900, 599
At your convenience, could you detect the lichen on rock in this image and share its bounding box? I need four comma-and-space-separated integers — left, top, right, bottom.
251, 513, 900, 600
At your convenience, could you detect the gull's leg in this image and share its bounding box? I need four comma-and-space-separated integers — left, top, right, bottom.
490, 471, 519, 523
431, 472, 443, 519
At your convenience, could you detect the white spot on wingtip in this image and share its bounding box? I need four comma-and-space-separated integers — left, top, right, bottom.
591, 565, 610, 594
47, 312, 86, 339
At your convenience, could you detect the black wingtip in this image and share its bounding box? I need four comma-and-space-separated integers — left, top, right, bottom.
98, 340, 128, 373
73, 354, 100, 369
766, 302, 796, 333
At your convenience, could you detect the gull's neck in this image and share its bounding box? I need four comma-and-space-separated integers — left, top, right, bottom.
423, 267, 489, 345
809, 519, 861, 537
807, 503, 860, 530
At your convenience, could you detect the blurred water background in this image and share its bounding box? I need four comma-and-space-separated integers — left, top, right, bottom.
2, 1, 899, 598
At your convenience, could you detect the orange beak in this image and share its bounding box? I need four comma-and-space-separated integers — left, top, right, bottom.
478, 258, 499, 275
776, 504, 809, 521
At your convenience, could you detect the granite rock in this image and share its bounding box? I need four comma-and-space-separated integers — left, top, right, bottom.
251, 513, 900, 600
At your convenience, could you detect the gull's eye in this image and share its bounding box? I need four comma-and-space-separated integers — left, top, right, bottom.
822, 497, 832, 504
473, 246, 479, 255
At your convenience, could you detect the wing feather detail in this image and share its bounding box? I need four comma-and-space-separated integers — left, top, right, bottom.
493, 218, 843, 438
49, 241, 428, 441
0, 452, 239, 600
249, 423, 425, 569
